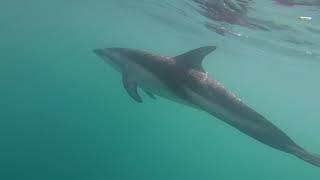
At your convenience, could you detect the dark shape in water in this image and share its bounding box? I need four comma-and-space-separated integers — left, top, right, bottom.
273, 0, 295, 6
192, 0, 266, 29
193, 0, 247, 24
192, 0, 307, 32
93, 46, 320, 167
205, 23, 228, 36
273, 0, 320, 6
205, 23, 248, 36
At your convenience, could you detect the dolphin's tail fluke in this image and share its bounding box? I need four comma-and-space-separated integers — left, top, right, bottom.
290, 146, 320, 167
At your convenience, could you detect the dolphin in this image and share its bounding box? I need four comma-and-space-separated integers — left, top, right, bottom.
93, 46, 320, 167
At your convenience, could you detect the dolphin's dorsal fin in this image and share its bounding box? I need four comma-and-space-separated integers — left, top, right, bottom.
174, 46, 216, 71
122, 72, 143, 103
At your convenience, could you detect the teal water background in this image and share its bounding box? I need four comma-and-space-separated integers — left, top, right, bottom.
1, 0, 320, 179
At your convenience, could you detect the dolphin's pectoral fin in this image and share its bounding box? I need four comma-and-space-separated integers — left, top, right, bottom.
142, 89, 156, 100
174, 46, 216, 71
122, 73, 143, 103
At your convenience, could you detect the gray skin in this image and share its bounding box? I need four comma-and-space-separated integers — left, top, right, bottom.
93, 46, 320, 167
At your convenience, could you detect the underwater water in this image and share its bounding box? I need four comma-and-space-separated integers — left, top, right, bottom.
1, 0, 320, 179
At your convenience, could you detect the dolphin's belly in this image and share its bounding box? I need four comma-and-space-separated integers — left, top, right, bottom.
126, 62, 196, 107
125, 60, 179, 101
184, 87, 230, 117
184, 86, 258, 128
184, 87, 281, 139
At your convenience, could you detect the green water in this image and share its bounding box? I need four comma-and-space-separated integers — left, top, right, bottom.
1, 0, 320, 179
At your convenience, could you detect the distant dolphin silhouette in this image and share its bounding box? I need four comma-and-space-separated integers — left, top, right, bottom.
93, 46, 320, 167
